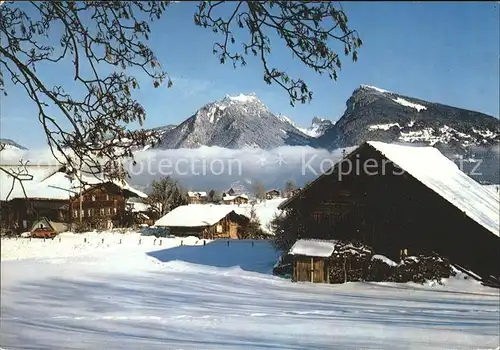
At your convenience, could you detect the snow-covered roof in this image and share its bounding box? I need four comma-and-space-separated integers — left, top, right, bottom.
155, 205, 239, 227
127, 201, 151, 213
0, 165, 147, 201
222, 194, 248, 201
483, 184, 499, 195
0, 165, 75, 201
188, 191, 207, 197
289, 239, 336, 257
367, 141, 500, 237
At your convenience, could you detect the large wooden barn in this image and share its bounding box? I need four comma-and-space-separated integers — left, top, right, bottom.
154, 204, 250, 239
279, 141, 500, 279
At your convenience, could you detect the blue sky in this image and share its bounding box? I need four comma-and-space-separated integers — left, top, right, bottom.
1, 1, 499, 148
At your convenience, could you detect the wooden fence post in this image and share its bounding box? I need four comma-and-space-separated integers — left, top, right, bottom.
159, 239, 162, 246
102, 238, 104, 244
181, 240, 183, 246
203, 240, 206, 246
84, 237, 87, 243
139, 239, 141, 245
227, 240, 230, 247
119, 238, 122, 244
311, 257, 314, 283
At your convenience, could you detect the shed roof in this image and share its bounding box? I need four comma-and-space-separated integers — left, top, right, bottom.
31, 218, 68, 234
289, 239, 336, 257
155, 204, 239, 227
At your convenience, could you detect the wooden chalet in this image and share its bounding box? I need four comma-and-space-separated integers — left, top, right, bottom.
222, 194, 249, 205
287, 188, 302, 198
278, 141, 500, 280
265, 189, 281, 200
154, 204, 249, 239
187, 191, 208, 204
70, 182, 147, 230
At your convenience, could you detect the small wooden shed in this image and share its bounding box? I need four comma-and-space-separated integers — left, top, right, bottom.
289, 239, 336, 283
30, 217, 68, 238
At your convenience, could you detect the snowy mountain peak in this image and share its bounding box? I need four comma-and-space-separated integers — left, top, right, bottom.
360, 84, 392, 94
158, 96, 310, 149
276, 115, 333, 138
221, 93, 260, 104
311, 116, 328, 124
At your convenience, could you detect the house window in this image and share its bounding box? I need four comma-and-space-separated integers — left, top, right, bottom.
92, 195, 96, 201
113, 207, 117, 215
106, 207, 111, 215
81, 209, 85, 218
106, 194, 110, 201
87, 209, 92, 217
100, 208, 105, 216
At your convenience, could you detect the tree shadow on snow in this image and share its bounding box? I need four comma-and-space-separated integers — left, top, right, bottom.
147, 239, 279, 275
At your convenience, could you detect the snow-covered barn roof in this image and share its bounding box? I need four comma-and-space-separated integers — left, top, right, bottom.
367, 141, 499, 237
289, 239, 336, 257
155, 204, 241, 227
279, 141, 500, 238
187, 191, 207, 197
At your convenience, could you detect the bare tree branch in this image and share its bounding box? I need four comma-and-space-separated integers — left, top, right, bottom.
0, 0, 361, 190
194, 1, 362, 106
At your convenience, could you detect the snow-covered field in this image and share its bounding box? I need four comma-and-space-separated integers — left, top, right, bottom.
1, 231, 499, 349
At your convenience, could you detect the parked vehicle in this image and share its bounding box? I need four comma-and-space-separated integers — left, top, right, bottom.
31, 227, 57, 239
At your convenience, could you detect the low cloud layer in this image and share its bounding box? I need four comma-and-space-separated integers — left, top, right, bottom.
125, 145, 355, 191
2, 142, 498, 194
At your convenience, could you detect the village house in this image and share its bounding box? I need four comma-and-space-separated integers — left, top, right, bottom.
278, 141, 500, 280
154, 204, 249, 239
0, 164, 147, 232
126, 201, 155, 226
265, 189, 281, 200
187, 191, 208, 204
0, 165, 73, 232
225, 187, 237, 196
288, 188, 302, 198
221, 194, 249, 205
69, 181, 147, 230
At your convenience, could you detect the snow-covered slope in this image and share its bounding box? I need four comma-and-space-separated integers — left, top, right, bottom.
1, 232, 499, 349
277, 115, 334, 138
314, 84, 500, 183
158, 93, 311, 149
316, 84, 499, 150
